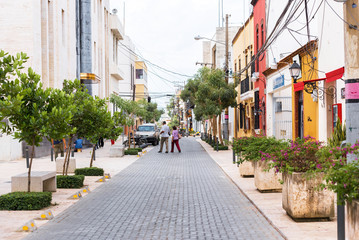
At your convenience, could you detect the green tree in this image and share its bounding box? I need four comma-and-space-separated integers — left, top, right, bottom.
76, 96, 113, 167
0, 67, 68, 192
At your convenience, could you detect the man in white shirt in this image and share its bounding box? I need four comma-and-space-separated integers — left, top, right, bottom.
158, 121, 170, 153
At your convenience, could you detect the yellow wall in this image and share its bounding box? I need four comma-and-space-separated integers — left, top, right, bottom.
135, 61, 147, 72
291, 49, 319, 140
232, 14, 254, 138
135, 84, 148, 101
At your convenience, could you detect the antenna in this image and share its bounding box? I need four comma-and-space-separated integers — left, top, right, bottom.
123, 2, 126, 33
112, 8, 118, 14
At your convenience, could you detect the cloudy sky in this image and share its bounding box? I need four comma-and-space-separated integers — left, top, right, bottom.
110, 0, 251, 109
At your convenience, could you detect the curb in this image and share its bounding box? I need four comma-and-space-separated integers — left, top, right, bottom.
197, 139, 288, 240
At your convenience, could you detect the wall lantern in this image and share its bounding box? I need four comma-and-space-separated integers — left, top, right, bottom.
289, 60, 301, 83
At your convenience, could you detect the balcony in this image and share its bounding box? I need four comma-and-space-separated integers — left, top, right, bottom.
110, 62, 124, 80
110, 15, 124, 40
240, 76, 250, 94
240, 75, 254, 101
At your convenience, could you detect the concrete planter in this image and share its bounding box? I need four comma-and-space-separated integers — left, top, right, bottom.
239, 160, 254, 177
282, 172, 335, 220
56, 157, 76, 174
254, 160, 282, 192
347, 200, 359, 240
109, 146, 125, 158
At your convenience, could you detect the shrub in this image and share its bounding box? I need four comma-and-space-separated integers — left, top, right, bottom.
214, 145, 229, 150
0, 192, 52, 210
75, 167, 104, 176
264, 136, 322, 174
317, 141, 359, 204
243, 136, 288, 162
125, 149, 138, 155
133, 148, 143, 152
57, 175, 84, 188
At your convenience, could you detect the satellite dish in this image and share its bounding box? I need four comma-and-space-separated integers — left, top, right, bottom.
112, 9, 118, 14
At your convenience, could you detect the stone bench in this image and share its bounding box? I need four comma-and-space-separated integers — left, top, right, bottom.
11, 171, 56, 192
56, 157, 76, 173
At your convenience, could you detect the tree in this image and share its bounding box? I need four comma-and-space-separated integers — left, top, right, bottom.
61, 79, 91, 174
76, 96, 113, 167
181, 67, 237, 144
0, 67, 63, 192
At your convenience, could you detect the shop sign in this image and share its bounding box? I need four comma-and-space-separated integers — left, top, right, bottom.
273, 75, 285, 90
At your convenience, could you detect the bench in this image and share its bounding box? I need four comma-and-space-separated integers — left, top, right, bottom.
11, 171, 56, 192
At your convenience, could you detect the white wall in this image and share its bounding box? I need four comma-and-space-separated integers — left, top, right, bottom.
0, 0, 77, 161
118, 35, 136, 100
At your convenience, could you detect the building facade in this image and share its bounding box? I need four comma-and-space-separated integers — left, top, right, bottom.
232, 14, 254, 138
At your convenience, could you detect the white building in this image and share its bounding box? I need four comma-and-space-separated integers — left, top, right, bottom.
201, 26, 240, 140
0, 0, 127, 160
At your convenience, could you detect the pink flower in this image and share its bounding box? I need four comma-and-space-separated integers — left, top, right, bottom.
344, 184, 347, 188
316, 164, 322, 169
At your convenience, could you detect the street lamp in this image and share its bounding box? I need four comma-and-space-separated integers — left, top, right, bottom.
194, 35, 226, 45
289, 60, 301, 83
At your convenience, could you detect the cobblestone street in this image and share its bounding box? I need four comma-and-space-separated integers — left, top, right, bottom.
26, 138, 284, 240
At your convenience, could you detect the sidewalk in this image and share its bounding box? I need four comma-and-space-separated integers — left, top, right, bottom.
197, 138, 337, 240
0, 141, 150, 240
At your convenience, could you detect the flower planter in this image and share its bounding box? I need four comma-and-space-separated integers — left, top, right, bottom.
347, 199, 359, 240
282, 172, 335, 220
254, 160, 282, 192
239, 160, 254, 177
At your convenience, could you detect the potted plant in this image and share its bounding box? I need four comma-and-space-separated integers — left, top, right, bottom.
245, 136, 287, 192
232, 137, 255, 177
264, 136, 335, 220
318, 142, 359, 239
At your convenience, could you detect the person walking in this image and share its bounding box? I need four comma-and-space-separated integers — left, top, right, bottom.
171, 126, 181, 153
51, 138, 66, 159
158, 121, 170, 153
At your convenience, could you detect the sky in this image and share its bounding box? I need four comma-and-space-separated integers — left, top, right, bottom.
110, 0, 251, 109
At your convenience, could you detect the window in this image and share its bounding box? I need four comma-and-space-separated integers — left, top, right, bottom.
256, 25, 259, 72
261, 22, 264, 47
136, 69, 144, 79
113, 36, 118, 63
62, 9, 65, 45
245, 55, 248, 76
254, 91, 260, 129
239, 104, 244, 129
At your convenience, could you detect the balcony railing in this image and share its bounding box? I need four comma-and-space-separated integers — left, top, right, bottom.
241, 76, 250, 94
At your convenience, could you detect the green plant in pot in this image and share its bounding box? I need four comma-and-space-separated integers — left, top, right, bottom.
263, 136, 335, 219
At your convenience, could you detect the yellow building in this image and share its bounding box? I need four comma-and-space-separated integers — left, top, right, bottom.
135, 60, 148, 102
292, 40, 319, 140
232, 13, 254, 138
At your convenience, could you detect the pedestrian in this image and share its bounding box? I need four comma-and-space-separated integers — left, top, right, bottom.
74, 137, 83, 152
51, 138, 66, 159
171, 126, 181, 153
158, 121, 170, 153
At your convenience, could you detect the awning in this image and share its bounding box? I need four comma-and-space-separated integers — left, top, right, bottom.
293, 82, 304, 92
326, 67, 344, 83
293, 67, 344, 92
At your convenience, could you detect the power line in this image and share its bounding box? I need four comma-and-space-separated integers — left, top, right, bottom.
119, 41, 194, 78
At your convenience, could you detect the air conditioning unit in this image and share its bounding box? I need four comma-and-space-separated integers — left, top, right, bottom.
275, 102, 282, 113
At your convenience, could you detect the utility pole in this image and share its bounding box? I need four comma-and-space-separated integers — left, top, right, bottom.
337, 3, 359, 240
344, 0, 359, 163
223, 14, 230, 140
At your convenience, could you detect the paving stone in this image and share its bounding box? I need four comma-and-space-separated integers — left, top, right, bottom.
26, 138, 284, 240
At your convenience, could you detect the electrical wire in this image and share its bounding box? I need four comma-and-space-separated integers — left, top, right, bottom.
325, 0, 359, 31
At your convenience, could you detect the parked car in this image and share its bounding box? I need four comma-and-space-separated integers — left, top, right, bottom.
136, 123, 160, 146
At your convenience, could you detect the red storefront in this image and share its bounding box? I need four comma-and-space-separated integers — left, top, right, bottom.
251, 0, 267, 132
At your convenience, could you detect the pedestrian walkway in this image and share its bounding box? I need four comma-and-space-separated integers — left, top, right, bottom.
26, 138, 284, 240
